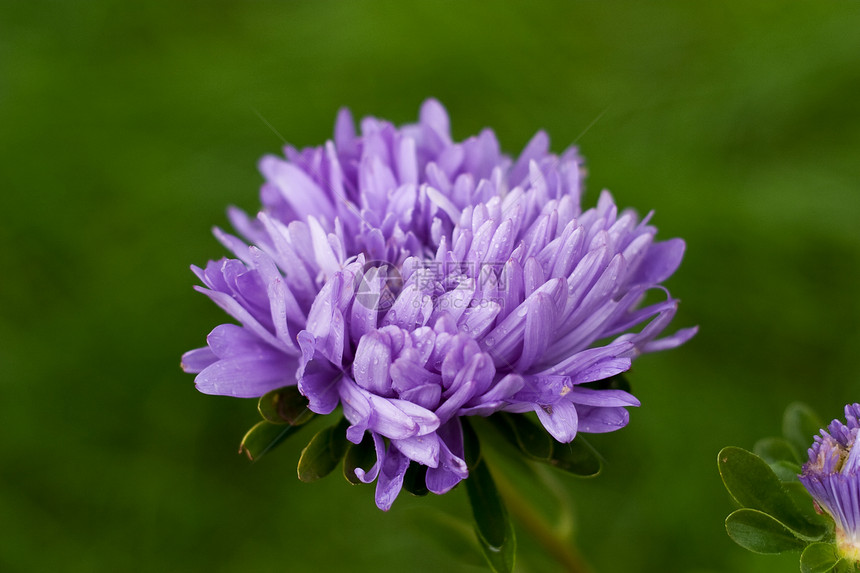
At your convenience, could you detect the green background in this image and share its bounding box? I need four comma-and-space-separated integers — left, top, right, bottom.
2, 1, 859, 571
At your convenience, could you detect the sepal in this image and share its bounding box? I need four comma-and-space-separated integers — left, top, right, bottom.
258, 386, 316, 425
239, 420, 306, 461
489, 413, 601, 477
297, 417, 351, 482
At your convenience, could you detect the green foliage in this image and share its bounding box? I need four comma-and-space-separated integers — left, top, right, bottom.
718, 446, 825, 540
754, 437, 801, 467
783, 403, 825, 458
402, 462, 430, 497
258, 386, 316, 426
718, 403, 844, 571
800, 543, 843, 573
489, 413, 602, 477
725, 508, 806, 554
7, 1, 860, 570
342, 435, 377, 486
297, 417, 351, 482
238, 386, 318, 461
239, 421, 306, 462
463, 420, 516, 573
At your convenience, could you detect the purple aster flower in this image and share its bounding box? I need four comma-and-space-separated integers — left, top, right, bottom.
182, 99, 696, 510
800, 403, 860, 562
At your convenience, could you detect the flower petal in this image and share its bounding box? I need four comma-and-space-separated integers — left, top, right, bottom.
534, 400, 579, 443
196, 354, 297, 398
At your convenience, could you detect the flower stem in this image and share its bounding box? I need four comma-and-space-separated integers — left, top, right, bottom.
491, 466, 593, 573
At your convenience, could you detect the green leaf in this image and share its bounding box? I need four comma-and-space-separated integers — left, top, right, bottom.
297, 417, 350, 483
488, 413, 601, 477
718, 446, 826, 540
800, 543, 842, 573
463, 417, 482, 468
239, 420, 304, 461
725, 508, 807, 554
783, 482, 833, 529
258, 386, 315, 426
463, 418, 516, 573
832, 559, 857, 573
768, 460, 803, 482
403, 462, 429, 496
407, 508, 486, 567
754, 437, 801, 466
783, 402, 824, 459
547, 436, 602, 477
465, 454, 516, 573
343, 434, 376, 485
489, 413, 553, 461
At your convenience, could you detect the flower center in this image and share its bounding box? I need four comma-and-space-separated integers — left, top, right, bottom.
836, 527, 860, 563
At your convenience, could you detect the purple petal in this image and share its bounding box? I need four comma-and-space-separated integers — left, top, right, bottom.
516, 292, 556, 371
296, 355, 342, 415
393, 433, 440, 468
353, 330, 393, 396
576, 405, 631, 433
181, 347, 217, 373
196, 354, 297, 398
397, 383, 443, 410
259, 156, 336, 222
375, 447, 410, 511
193, 286, 289, 354
419, 99, 451, 142
631, 238, 686, 285
334, 107, 357, 155
340, 380, 439, 440
426, 420, 468, 494
473, 373, 524, 405
395, 137, 419, 185
540, 340, 633, 379
435, 380, 475, 422
354, 432, 386, 483
567, 387, 640, 407
390, 352, 442, 394
510, 130, 550, 186
535, 400, 579, 443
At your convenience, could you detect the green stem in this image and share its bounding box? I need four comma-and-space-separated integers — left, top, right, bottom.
491, 466, 593, 573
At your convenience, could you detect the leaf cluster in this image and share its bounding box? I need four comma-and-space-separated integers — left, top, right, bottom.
718, 403, 856, 572
233, 382, 610, 573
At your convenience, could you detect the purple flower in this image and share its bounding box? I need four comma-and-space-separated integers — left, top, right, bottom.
800, 404, 860, 562
182, 99, 696, 510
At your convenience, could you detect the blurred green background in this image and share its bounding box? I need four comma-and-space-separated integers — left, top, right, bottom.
2, 1, 859, 571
